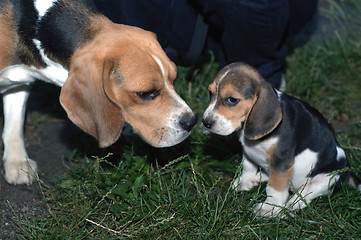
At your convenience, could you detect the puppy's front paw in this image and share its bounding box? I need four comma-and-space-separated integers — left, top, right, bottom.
232, 173, 265, 191
286, 194, 308, 210
254, 202, 282, 217
4, 158, 38, 185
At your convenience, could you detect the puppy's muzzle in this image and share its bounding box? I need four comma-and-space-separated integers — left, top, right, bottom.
179, 113, 198, 132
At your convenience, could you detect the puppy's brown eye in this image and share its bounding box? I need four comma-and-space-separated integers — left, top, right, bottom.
136, 90, 160, 101
225, 97, 240, 107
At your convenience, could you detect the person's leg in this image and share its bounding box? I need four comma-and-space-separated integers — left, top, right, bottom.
209, 0, 289, 87
199, 0, 317, 88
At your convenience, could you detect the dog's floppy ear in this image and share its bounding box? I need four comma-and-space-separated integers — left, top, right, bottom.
244, 82, 282, 140
60, 51, 124, 148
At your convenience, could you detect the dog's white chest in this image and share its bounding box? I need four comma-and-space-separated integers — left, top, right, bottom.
238, 130, 278, 172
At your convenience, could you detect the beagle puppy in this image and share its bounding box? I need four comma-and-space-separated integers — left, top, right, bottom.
202, 62, 360, 217
0, 0, 197, 185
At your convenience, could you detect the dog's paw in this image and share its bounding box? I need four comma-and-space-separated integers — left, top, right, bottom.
286, 194, 308, 210
4, 158, 38, 185
232, 174, 261, 192
254, 202, 283, 217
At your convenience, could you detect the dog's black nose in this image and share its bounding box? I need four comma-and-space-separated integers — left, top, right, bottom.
202, 118, 213, 129
179, 114, 198, 132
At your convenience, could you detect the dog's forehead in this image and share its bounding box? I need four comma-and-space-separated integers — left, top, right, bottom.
117, 61, 161, 90
94, 25, 176, 92
110, 47, 166, 91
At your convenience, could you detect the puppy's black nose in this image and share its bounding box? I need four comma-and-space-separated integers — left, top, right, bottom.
180, 114, 198, 132
202, 118, 213, 129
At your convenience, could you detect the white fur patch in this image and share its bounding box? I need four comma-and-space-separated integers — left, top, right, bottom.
202, 96, 216, 120
287, 149, 340, 210
238, 130, 279, 172
254, 185, 289, 217
34, 0, 59, 19
0, 65, 37, 93
274, 88, 283, 100
2, 90, 37, 185
152, 55, 191, 113
203, 108, 234, 135
232, 156, 269, 191
266, 185, 290, 205
32, 39, 68, 86
292, 149, 318, 189
288, 173, 339, 210
216, 68, 231, 84
336, 146, 346, 162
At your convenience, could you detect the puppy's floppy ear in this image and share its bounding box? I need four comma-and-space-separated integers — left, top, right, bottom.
244, 82, 282, 140
60, 51, 124, 148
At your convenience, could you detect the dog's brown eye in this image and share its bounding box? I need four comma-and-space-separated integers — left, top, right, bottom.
225, 97, 240, 107
136, 90, 160, 101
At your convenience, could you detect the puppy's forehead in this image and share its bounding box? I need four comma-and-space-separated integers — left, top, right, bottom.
213, 63, 261, 98
215, 63, 261, 84
219, 83, 242, 97
219, 72, 253, 91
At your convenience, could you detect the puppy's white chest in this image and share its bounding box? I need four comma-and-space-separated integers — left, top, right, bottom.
238, 130, 278, 172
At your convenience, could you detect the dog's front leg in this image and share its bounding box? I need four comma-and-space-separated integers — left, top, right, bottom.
232, 156, 269, 191
2, 86, 37, 185
254, 167, 293, 217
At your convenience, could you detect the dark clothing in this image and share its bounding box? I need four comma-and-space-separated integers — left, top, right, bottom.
92, 0, 318, 87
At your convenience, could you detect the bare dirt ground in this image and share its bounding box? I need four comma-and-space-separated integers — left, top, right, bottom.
0, 122, 63, 239
0, 81, 101, 239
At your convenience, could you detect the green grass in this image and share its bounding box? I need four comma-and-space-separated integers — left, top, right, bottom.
17, 0, 361, 239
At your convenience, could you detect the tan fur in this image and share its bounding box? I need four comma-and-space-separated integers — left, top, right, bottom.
266, 144, 294, 192
348, 176, 357, 188
0, 4, 15, 69
208, 81, 217, 94
268, 167, 293, 192
0, 3, 45, 69
215, 83, 255, 129
266, 143, 276, 164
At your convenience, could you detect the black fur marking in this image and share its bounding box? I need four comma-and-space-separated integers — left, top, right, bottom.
9, 0, 45, 66
271, 93, 348, 176
37, 1, 100, 66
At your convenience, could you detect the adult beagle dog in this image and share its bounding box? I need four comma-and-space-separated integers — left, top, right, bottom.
202, 62, 360, 217
0, 0, 197, 185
